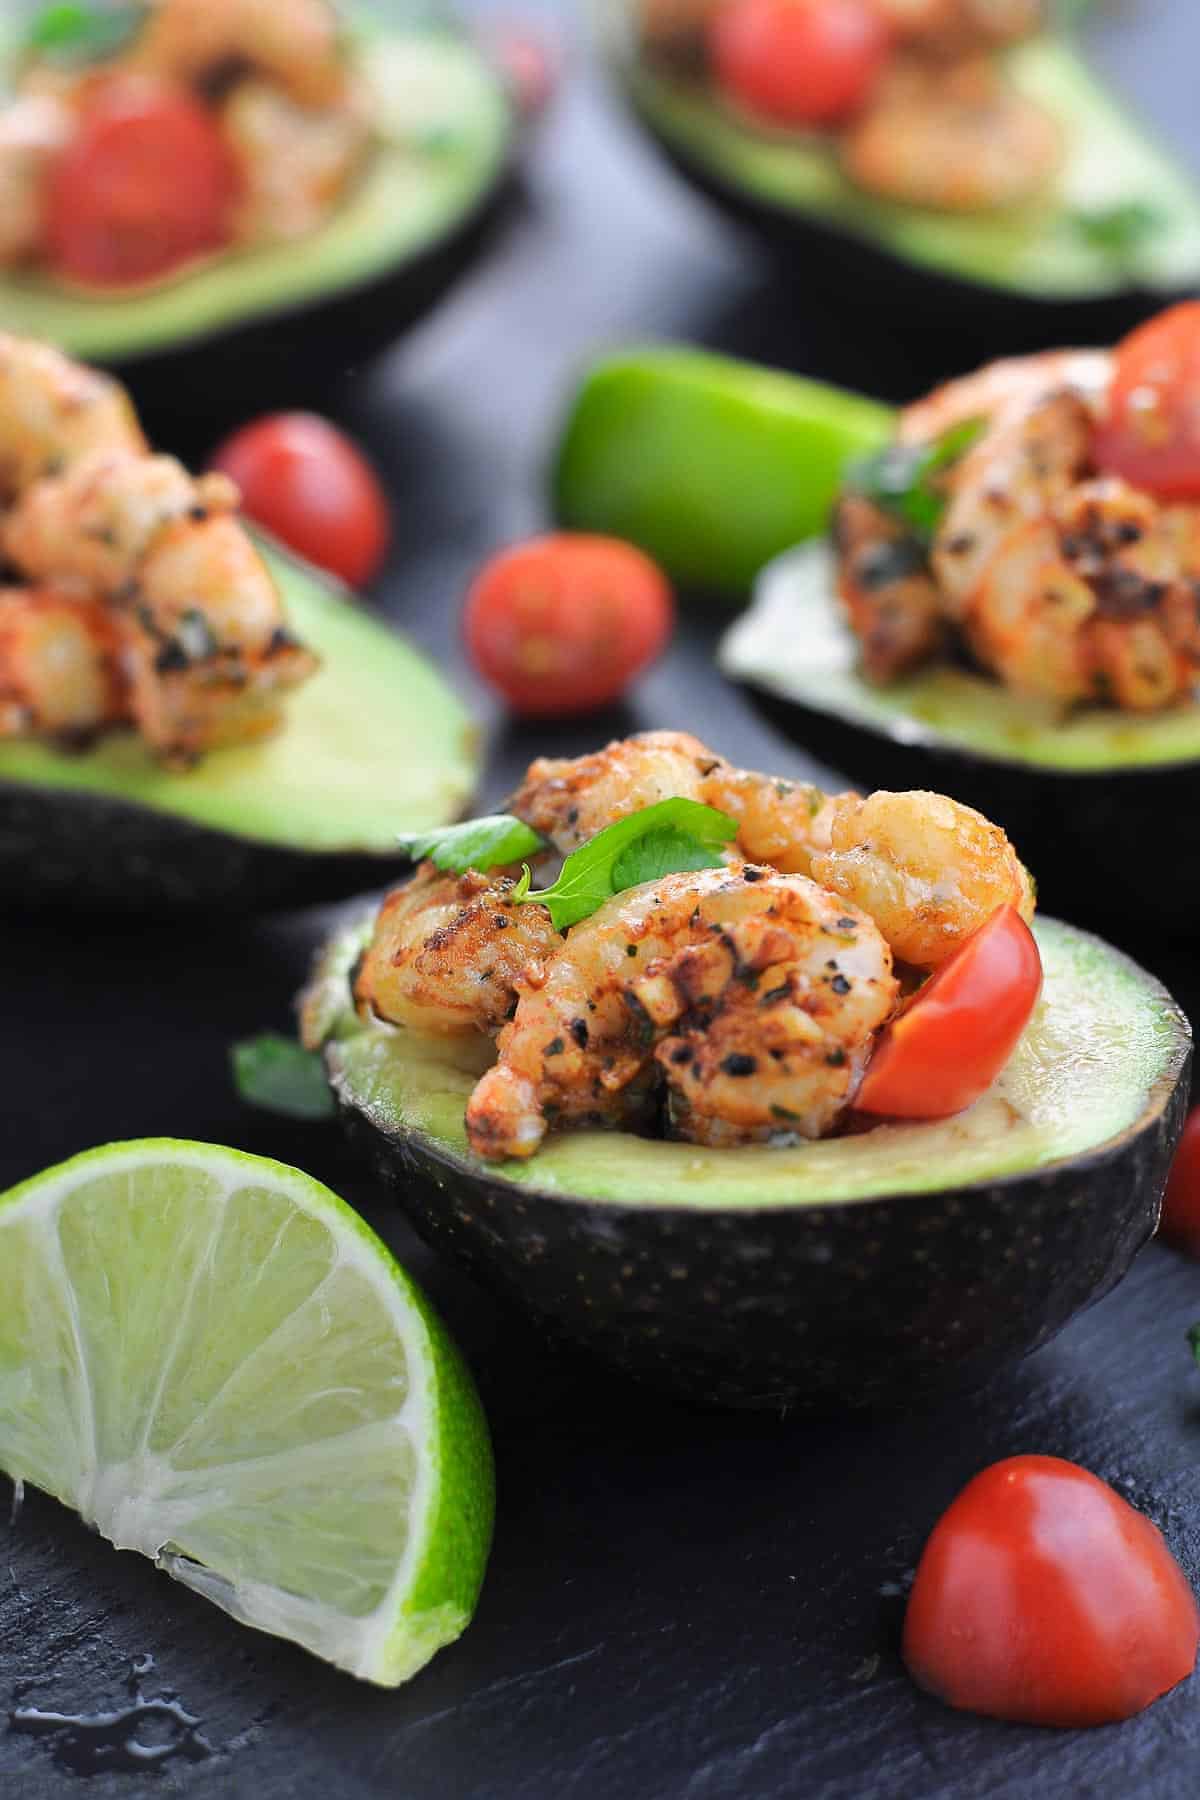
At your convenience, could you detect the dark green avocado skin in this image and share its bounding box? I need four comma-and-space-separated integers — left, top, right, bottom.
0, 781, 406, 913
332, 1048, 1189, 1414
114, 177, 521, 444
745, 683, 1200, 939
623, 97, 1173, 342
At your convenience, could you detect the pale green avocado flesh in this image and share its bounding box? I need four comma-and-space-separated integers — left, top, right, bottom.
0, 543, 477, 852
0, 33, 513, 359
622, 36, 1200, 298
313, 915, 1183, 1210
721, 540, 1200, 774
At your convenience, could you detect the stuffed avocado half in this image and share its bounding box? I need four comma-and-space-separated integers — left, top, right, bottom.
607, 3, 1200, 309
0, 22, 515, 388
0, 537, 478, 911
307, 910, 1189, 1410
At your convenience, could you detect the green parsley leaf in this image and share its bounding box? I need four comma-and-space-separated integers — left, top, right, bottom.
517, 797, 738, 932
1069, 201, 1163, 264
230, 1033, 335, 1122
847, 416, 985, 543
27, 1, 144, 64
396, 813, 547, 876
1187, 1323, 1200, 1371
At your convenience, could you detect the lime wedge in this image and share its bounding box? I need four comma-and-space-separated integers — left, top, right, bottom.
0, 1140, 493, 1687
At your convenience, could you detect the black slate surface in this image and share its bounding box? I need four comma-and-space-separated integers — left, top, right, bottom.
5, 2, 1200, 1794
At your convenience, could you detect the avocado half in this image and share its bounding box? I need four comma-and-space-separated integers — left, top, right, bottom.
0, 539, 477, 912
0, 29, 516, 413
607, 18, 1200, 316
304, 911, 1190, 1411
721, 541, 1200, 936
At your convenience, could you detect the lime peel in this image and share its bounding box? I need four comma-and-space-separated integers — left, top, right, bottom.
0, 1139, 493, 1687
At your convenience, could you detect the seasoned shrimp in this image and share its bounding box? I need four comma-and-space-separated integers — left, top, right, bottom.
811, 790, 1034, 970
896, 350, 1111, 448
0, 96, 71, 269
129, 0, 347, 108
833, 491, 945, 681
510, 730, 847, 874
465, 864, 898, 1160
0, 586, 125, 737
0, 335, 145, 503
841, 55, 1060, 212
221, 79, 369, 243
874, 0, 1043, 51
3, 448, 316, 755
356, 866, 563, 1039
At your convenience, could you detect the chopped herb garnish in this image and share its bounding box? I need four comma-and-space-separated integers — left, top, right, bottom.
1069, 201, 1163, 265
513, 798, 737, 932
230, 1033, 335, 1122
846, 417, 986, 542
396, 813, 547, 876
27, 0, 144, 64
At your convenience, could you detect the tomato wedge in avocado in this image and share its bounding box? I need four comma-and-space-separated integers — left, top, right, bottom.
856, 905, 1043, 1119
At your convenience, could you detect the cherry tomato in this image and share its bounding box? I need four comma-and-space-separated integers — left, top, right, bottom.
709, 0, 891, 130
210, 414, 390, 589
904, 1456, 1199, 1728
855, 904, 1042, 1119
463, 533, 674, 716
45, 79, 236, 288
1159, 1104, 1200, 1255
1094, 303, 1200, 500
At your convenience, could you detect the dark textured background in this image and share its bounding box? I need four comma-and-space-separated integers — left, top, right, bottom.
5, 2, 1200, 1794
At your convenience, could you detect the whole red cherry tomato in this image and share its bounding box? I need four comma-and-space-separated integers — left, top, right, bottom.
1094, 303, 1200, 500
709, 0, 892, 129
463, 533, 674, 716
904, 1456, 1200, 1728
1160, 1104, 1200, 1256
211, 414, 390, 589
855, 904, 1042, 1119
46, 79, 236, 288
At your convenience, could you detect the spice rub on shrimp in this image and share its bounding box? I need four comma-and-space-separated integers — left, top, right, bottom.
834, 345, 1200, 711
0, 587, 124, 738
465, 865, 898, 1160
129, 0, 348, 108
356, 867, 563, 1039
0, 334, 315, 756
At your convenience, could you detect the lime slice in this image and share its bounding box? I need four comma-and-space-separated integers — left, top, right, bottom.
0, 1140, 493, 1687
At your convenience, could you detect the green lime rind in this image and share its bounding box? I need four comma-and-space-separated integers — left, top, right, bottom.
0, 1139, 494, 1687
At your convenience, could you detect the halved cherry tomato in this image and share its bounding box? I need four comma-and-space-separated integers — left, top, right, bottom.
1093, 302, 1200, 500
46, 79, 236, 288
463, 533, 674, 716
709, 0, 892, 129
904, 1456, 1200, 1728
210, 414, 390, 589
1159, 1103, 1200, 1256
855, 904, 1042, 1119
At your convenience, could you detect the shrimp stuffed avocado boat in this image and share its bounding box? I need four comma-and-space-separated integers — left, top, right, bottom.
605, 0, 1200, 317
0, 1, 515, 403
0, 336, 475, 910
302, 733, 1190, 1411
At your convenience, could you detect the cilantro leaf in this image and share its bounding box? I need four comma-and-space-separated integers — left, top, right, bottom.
231, 1034, 335, 1122
516, 797, 738, 931
396, 814, 547, 876
1069, 201, 1163, 265
847, 417, 985, 542
27, 1, 144, 64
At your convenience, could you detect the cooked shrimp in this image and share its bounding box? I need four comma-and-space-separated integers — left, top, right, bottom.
356, 866, 563, 1039
897, 349, 1112, 448
220, 78, 369, 243
510, 730, 848, 874
0, 96, 71, 269
833, 491, 945, 681
129, 0, 347, 108
0, 586, 125, 737
874, 0, 1043, 52
811, 789, 1034, 970
0, 335, 145, 504
841, 55, 1060, 212
4, 448, 316, 755
465, 864, 898, 1160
